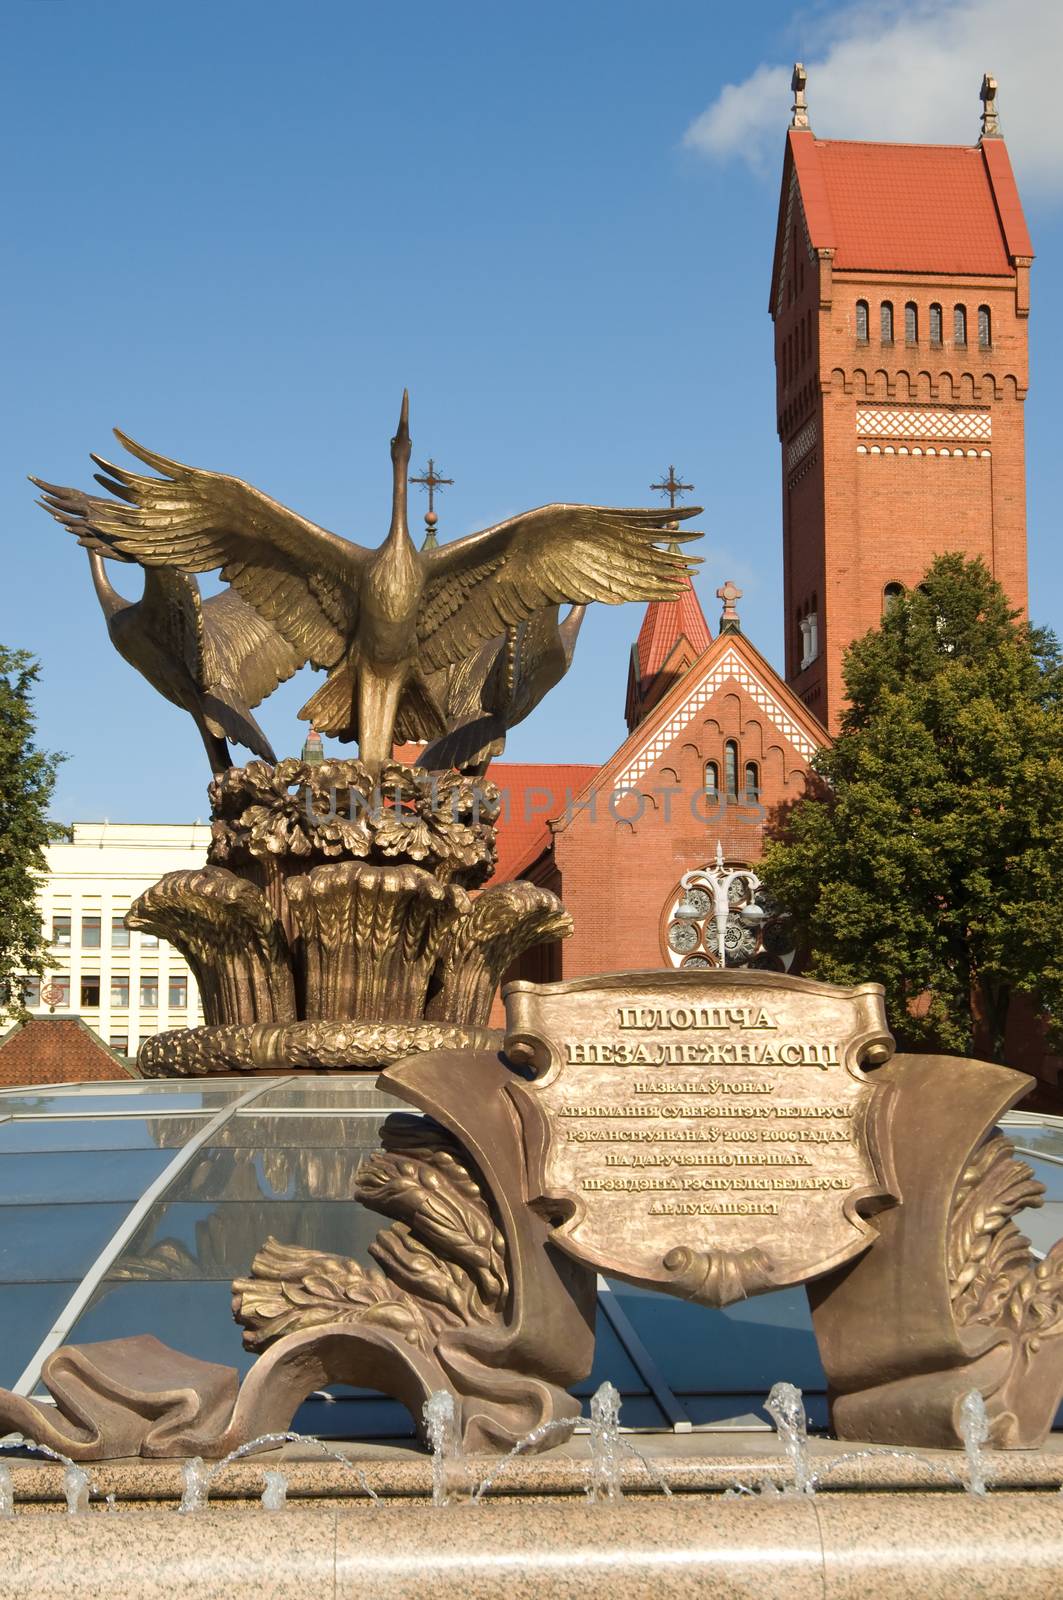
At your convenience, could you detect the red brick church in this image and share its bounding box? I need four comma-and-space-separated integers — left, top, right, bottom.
488, 71, 1042, 1077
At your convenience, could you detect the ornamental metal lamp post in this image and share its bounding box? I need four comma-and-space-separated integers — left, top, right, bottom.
676, 842, 767, 968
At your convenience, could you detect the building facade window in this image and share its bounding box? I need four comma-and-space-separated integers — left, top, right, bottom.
109, 1034, 128, 1055
110, 976, 130, 1008
22, 976, 41, 1007
883, 581, 905, 612
929, 303, 943, 345
80, 975, 101, 1009
978, 305, 992, 349
81, 915, 101, 949
111, 917, 130, 949
52, 915, 71, 948
744, 762, 760, 803
724, 741, 739, 801
855, 300, 869, 342
140, 932, 158, 950
954, 304, 967, 346
49, 976, 71, 1008
168, 975, 188, 1009
904, 302, 918, 344
704, 760, 719, 799
140, 977, 159, 1009
880, 301, 894, 343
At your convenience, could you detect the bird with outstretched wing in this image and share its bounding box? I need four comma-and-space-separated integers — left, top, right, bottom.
33, 394, 701, 771
34, 486, 305, 774
419, 604, 587, 775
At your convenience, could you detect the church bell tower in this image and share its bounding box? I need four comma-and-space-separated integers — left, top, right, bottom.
770, 67, 1033, 731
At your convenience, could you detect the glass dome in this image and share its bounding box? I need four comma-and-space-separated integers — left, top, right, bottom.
1, 1076, 1060, 1439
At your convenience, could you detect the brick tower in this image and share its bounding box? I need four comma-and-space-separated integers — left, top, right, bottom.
770, 68, 1033, 730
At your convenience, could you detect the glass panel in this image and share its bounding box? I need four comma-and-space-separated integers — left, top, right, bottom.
108, 1199, 378, 1281
52, 915, 71, 948
81, 916, 101, 949
110, 978, 130, 1008
80, 976, 101, 1009
571, 1310, 648, 1398
167, 1145, 369, 1203
929, 304, 942, 343
140, 978, 159, 1009
0, 1284, 77, 1390
68, 1280, 258, 1376
21, 976, 41, 1008
168, 976, 188, 1008
112, 917, 130, 949
109, 1035, 129, 1055
212, 1113, 393, 1149
954, 304, 967, 344
0, 1117, 207, 1153
0, 1088, 237, 1116
291, 1394, 415, 1440
253, 1079, 406, 1111
0, 1149, 171, 1205
608, 1280, 825, 1394
1005, 1122, 1063, 1160
1019, 1201, 1063, 1257
0, 1203, 131, 1281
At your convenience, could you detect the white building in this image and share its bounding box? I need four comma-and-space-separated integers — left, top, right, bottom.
21, 822, 211, 1059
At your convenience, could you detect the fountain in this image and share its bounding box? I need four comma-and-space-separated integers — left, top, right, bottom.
1, 403, 1063, 1595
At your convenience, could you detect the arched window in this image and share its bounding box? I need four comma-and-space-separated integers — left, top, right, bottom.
904, 302, 918, 344
883, 581, 905, 613
929, 303, 943, 345
744, 761, 760, 803
954, 304, 967, 346
704, 761, 719, 799
855, 300, 869, 342
880, 301, 894, 343
724, 741, 739, 802
978, 305, 992, 349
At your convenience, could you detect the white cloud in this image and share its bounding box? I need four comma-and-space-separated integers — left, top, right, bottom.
683, 0, 1063, 196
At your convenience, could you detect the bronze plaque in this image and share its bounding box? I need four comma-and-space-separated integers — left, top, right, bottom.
504, 970, 897, 1307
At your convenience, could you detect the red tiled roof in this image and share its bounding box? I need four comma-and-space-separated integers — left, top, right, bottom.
788, 129, 1033, 275
634, 575, 711, 680
0, 1015, 137, 1087
485, 761, 598, 883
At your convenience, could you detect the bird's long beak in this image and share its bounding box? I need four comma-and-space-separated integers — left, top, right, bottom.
391, 389, 411, 462
388, 389, 412, 542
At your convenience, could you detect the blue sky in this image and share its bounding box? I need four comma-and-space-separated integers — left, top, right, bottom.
2, 0, 1059, 822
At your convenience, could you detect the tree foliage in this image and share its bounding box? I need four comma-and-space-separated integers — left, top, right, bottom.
0, 648, 65, 1015
761, 555, 1063, 1063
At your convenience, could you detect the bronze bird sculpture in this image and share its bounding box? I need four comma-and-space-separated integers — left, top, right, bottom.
59, 528, 304, 774
33, 394, 700, 771
419, 604, 587, 774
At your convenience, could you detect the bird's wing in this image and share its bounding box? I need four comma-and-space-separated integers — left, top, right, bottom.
201, 586, 306, 709
417, 504, 701, 672
32, 430, 365, 671
33, 483, 139, 562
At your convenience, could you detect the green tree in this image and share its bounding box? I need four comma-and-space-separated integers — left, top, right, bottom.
761, 554, 1063, 1063
0, 647, 66, 1015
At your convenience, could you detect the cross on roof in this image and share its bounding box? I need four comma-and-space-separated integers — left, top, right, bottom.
409, 457, 454, 549
650, 465, 694, 510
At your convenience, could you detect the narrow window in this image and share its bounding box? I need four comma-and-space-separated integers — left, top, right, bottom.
80, 975, 101, 1008
724, 741, 739, 801
109, 1034, 129, 1055
169, 975, 188, 1009
929, 303, 943, 345
22, 976, 41, 1007
807, 608, 819, 665
48, 976, 70, 1008
743, 762, 760, 803
111, 916, 130, 949
978, 305, 992, 349
704, 761, 719, 799
880, 301, 894, 343
140, 932, 158, 950
883, 581, 905, 613
140, 977, 159, 1009
954, 304, 967, 346
110, 976, 130, 1008
81, 915, 101, 949
52, 914, 71, 948
904, 302, 918, 344
855, 300, 869, 342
